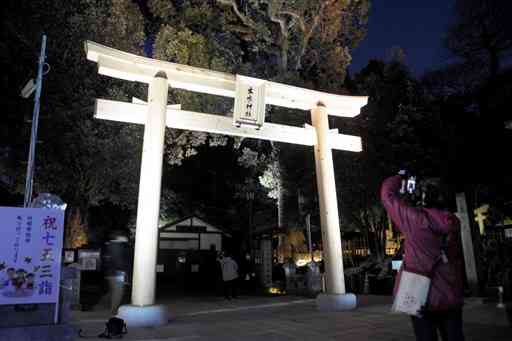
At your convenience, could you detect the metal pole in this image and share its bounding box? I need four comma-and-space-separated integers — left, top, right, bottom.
24, 34, 47, 207
306, 213, 312, 261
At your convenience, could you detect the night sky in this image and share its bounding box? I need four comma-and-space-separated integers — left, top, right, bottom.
350, 1, 455, 77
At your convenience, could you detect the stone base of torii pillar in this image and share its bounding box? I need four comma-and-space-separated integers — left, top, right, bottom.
311, 105, 357, 312
316, 293, 357, 311
116, 72, 170, 327
117, 305, 170, 327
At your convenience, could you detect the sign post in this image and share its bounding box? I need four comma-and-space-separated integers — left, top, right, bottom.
455, 193, 479, 295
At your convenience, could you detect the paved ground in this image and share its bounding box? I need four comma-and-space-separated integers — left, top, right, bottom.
73, 295, 510, 340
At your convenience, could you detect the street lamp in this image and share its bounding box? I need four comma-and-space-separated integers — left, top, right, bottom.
21, 35, 48, 207
20, 79, 36, 99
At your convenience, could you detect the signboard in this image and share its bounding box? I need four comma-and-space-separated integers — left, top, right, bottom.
77, 249, 101, 271
233, 75, 266, 129
81, 258, 97, 271
0, 207, 64, 305
505, 228, 512, 239
63, 250, 75, 264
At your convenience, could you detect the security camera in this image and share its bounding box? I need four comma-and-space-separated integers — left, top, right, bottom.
20, 79, 36, 98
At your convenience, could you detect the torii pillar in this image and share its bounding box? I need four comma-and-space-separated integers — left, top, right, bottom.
312, 104, 356, 310
116, 72, 170, 326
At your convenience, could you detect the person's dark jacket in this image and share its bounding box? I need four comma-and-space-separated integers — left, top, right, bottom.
381, 175, 464, 311
102, 241, 132, 280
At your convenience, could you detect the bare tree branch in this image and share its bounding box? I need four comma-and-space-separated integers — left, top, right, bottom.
263, 1, 289, 71
217, 0, 271, 43
292, 1, 331, 70
280, 10, 305, 31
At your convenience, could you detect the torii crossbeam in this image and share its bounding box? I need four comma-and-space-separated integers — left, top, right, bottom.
85, 41, 368, 326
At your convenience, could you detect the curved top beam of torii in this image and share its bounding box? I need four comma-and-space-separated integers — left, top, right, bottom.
85, 41, 368, 118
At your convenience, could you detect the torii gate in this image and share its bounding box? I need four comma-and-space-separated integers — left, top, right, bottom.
85, 41, 367, 326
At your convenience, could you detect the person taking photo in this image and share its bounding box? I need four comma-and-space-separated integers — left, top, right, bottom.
381, 171, 465, 341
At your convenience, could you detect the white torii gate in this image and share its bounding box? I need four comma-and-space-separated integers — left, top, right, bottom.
85, 41, 367, 326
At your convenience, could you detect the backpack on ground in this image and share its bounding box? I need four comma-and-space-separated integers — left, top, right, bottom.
99, 317, 127, 339
78, 316, 127, 339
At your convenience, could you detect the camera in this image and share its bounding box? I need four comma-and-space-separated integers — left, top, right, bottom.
398, 171, 443, 208
400, 175, 416, 194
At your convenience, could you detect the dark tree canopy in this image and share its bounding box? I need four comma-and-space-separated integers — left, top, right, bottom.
446, 0, 512, 79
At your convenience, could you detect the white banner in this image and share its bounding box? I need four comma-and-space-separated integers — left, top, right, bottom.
0, 207, 65, 305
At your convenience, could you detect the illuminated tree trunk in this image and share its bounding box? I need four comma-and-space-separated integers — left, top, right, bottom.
64, 206, 88, 249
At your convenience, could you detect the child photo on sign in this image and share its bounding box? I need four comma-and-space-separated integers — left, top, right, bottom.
0, 266, 36, 297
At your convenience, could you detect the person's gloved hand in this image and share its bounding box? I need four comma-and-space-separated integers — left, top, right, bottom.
417, 305, 427, 318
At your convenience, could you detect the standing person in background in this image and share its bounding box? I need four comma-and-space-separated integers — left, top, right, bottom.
381, 171, 465, 341
102, 231, 132, 315
218, 252, 239, 300
239, 252, 256, 293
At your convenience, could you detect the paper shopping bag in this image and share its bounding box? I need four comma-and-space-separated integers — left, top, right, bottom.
391, 270, 430, 317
